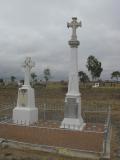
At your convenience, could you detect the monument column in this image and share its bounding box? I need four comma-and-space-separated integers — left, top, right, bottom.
61, 17, 85, 130
13, 57, 38, 126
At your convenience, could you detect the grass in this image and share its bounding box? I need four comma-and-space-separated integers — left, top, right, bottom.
0, 147, 93, 160
0, 83, 120, 159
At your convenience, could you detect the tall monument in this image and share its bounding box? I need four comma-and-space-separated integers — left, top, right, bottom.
61, 17, 85, 130
13, 57, 38, 125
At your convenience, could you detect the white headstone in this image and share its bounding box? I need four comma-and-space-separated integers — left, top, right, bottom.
61, 17, 85, 130
13, 57, 38, 126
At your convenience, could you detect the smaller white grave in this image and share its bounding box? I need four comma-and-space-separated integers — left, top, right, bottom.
13, 57, 38, 125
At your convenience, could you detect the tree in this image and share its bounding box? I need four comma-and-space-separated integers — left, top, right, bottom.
10, 76, 16, 82
43, 68, 51, 87
20, 79, 24, 85
86, 55, 103, 81
31, 72, 37, 81
111, 71, 120, 82
31, 72, 37, 86
0, 78, 4, 85
0, 78, 4, 83
78, 71, 90, 83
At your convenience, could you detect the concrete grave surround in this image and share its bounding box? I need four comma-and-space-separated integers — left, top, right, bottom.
61, 17, 85, 130
13, 57, 38, 125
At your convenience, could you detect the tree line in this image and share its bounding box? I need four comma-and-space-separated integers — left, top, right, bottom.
79, 55, 120, 83
0, 55, 120, 86
0, 68, 51, 87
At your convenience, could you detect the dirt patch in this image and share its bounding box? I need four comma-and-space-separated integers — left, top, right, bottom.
0, 86, 120, 159
0, 123, 104, 153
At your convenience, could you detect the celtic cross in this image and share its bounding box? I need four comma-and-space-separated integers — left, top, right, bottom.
67, 17, 82, 41
22, 57, 35, 86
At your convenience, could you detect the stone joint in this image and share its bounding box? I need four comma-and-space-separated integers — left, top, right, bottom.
68, 40, 80, 48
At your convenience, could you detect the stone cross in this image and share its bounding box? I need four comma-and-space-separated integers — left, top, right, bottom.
22, 57, 35, 86
67, 17, 82, 41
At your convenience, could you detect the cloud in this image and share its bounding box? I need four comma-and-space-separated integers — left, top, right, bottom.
0, 0, 119, 80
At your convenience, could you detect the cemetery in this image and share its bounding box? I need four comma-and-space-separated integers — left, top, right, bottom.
0, 17, 112, 159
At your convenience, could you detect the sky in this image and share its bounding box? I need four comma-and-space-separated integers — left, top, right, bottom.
0, 0, 119, 80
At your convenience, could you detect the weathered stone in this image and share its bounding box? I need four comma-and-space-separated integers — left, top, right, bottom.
60, 17, 85, 130
13, 57, 38, 126
64, 98, 78, 118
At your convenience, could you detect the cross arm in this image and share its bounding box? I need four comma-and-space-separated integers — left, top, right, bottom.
77, 21, 82, 27
67, 22, 72, 28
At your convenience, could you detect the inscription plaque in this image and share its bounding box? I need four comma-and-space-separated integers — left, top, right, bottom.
64, 98, 78, 118
19, 89, 28, 107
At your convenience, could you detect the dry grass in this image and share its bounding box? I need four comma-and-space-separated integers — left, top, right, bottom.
0, 84, 120, 159
0, 147, 93, 160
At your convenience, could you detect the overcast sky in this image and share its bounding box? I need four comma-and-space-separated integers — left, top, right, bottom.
0, 0, 119, 80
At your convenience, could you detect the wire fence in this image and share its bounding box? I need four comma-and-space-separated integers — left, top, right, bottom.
0, 102, 111, 123
0, 102, 111, 156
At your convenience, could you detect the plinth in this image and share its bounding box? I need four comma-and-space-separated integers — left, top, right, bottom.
13, 85, 38, 125
61, 94, 85, 130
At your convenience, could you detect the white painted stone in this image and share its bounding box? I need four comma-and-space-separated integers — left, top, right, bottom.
60, 118, 85, 131
60, 94, 85, 130
61, 17, 85, 130
13, 107, 38, 125
66, 47, 80, 96
13, 57, 38, 126
22, 57, 35, 86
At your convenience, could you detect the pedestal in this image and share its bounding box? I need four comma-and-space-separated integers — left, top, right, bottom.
13, 107, 38, 125
13, 85, 38, 125
60, 95, 85, 130
60, 46, 85, 130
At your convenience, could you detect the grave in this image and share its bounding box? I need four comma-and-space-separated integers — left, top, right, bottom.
60, 17, 85, 130
13, 57, 38, 125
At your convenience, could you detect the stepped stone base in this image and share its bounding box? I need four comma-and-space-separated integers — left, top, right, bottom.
60, 96, 85, 131
13, 107, 38, 126
60, 118, 85, 130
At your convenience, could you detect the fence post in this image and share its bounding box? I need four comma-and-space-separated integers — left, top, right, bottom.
103, 126, 107, 155
44, 103, 46, 121
103, 105, 111, 156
